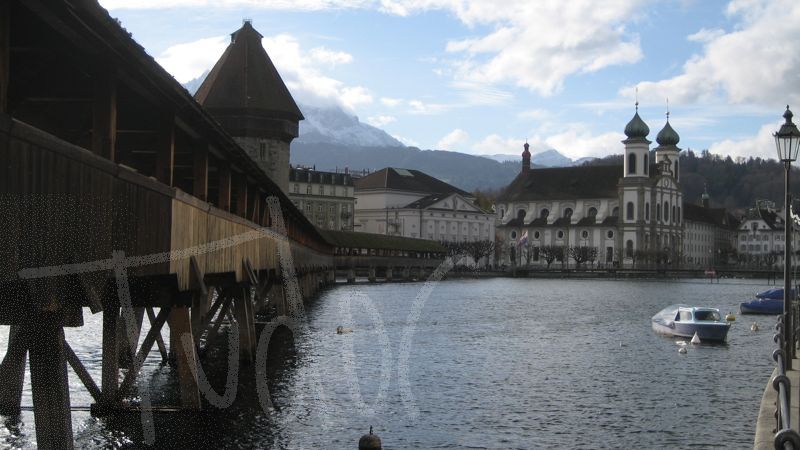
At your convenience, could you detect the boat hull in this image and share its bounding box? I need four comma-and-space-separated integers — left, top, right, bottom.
740, 298, 783, 315
651, 304, 731, 342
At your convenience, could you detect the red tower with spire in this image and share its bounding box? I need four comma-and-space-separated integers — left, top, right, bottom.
522, 142, 531, 174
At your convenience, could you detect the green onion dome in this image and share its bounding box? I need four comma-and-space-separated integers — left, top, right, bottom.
656, 120, 680, 146
624, 110, 649, 139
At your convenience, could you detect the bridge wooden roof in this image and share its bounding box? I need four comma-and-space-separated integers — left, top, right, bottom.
321, 230, 446, 253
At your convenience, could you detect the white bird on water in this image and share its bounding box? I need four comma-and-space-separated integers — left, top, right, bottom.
751, 322, 759, 332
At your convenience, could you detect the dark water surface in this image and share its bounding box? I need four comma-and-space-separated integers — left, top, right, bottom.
0, 278, 779, 449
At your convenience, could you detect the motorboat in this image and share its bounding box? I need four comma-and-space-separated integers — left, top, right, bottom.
651, 304, 731, 342
739, 288, 793, 315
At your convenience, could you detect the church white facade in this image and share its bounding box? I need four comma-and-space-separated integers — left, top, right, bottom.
496, 106, 684, 267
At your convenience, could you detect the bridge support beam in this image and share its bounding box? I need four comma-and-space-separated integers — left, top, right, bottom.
0, 326, 28, 416
368, 266, 377, 283
403, 267, 411, 281
119, 308, 144, 369
347, 268, 356, 284
100, 305, 120, 409
168, 307, 201, 410
29, 321, 74, 449
385, 266, 393, 282
234, 290, 255, 364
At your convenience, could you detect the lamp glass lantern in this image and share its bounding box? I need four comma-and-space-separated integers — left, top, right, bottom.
775, 106, 800, 162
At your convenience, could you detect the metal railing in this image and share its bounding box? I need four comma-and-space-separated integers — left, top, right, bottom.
773, 316, 800, 449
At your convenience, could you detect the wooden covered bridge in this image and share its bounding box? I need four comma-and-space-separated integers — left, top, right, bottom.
0, 1, 339, 448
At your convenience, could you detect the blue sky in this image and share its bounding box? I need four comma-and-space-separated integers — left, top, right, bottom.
99, 0, 800, 161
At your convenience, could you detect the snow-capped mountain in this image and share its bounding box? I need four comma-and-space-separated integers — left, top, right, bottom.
296, 103, 404, 148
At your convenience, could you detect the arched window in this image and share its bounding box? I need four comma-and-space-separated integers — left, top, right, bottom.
644, 154, 649, 175
674, 161, 679, 179
672, 205, 676, 224
645, 202, 650, 221
557, 230, 564, 239
517, 209, 527, 221
626, 202, 634, 220
581, 230, 589, 239
500, 208, 505, 219
677, 207, 681, 224
628, 153, 637, 174
563, 208, 573, 218
612, 206, 619, 217
540, 208, 549, 219
534, 231, 540, 239
657, 203, 661, 221
626, 240, 634, 257
607, 230, 614, 239
588, 207, 598, 218
664, 201, 670, 222
510, 231, 517, 240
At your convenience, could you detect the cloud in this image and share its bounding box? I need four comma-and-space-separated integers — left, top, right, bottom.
366, 115, 397, 127
156, 36, 228, 83
470, 134, 527, 156
380, 97, 403, 107
101, 0, 371, 10
543, 126, 624, 159
309, 46, 354, 66
436, 128, 470, 150
708, 122, 778, 160
626, 0, 800, 107
423, 0, 646, 96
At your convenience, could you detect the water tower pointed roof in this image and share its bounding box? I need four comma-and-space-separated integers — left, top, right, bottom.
195, 20, 303, 121
624, 103, 649, 139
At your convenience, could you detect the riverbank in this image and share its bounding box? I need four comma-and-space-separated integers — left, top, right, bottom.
754, 359, 799, 449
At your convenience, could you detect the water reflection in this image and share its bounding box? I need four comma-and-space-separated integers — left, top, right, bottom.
0, 278, 780, 448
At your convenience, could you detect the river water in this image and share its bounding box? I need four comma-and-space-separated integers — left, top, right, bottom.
0, 278, 780, 449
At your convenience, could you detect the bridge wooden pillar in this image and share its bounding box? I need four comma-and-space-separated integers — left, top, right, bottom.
233, 288, 255, 364
155, 114, 175, 186
218, 162, 232, 212
91, 69, 117, 161
168, 307, 201, 410
28, 320, 74, 449
0, 0, 7, 114
0, 326, 28, 416
100, 304, 120, 408
193, 143, 209, 201
385, 266, 393, 282
368, 266, 376, 283
347, 268, 356, 284
403, 266, 411, 281
236, 177, 248, 218
118, 308, 144, 369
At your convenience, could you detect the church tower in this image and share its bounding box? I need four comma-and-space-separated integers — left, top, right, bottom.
654, 111, 681, 182
622, 102, 650, 178
195, 20, 303, 193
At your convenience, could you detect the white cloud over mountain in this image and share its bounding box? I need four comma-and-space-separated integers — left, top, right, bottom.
437, 128, 469, 150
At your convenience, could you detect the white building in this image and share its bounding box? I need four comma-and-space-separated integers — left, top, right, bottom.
353, 167, 495, 242
289, 166, 355, 231
736, 204, 800, 268
682, 191, 739, 267
496, 107, 684, 267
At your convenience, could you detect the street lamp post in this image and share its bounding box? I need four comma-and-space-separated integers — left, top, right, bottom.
775, 106, 800, 369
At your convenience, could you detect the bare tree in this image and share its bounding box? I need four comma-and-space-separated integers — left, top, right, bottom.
540, 245, 563, 269
569, 246, 598, 268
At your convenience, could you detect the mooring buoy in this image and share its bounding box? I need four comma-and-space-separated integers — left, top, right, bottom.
359, 426, 382, 450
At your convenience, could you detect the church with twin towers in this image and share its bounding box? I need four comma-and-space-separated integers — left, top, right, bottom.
496, 105, 684, 266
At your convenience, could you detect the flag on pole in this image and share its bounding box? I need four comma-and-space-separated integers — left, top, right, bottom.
518, 230, 528, 247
